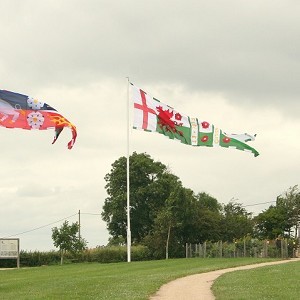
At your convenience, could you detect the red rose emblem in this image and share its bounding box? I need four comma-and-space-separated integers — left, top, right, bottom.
175, 113, 182, 121
201, 121, 209, 129
201, 135, 208, 142
223, 137, 231, 143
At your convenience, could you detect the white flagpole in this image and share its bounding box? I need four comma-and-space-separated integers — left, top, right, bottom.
126, 77, 131, 262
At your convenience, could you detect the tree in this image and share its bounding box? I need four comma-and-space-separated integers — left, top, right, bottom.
254, 185, 300, 239
276, 185, 300, 237
196, 192, 222, 213
220, 201, 253, 242
52, 221, 87, 265
102, 152, 229, 257
144, 206, 175, 259
193, 192, 222, 242
102, 152, 181, 244
254, 205, 285, 239
144, 185, 192, 259
143, 188, 224, 258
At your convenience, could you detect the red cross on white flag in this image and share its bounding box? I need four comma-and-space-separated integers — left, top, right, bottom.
132, 86, 158, 131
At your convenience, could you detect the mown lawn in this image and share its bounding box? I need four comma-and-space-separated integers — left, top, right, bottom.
0, 257, 276, 300
213, 260, 300, 300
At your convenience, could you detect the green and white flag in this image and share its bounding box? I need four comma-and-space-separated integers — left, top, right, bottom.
132, 83, 259, 157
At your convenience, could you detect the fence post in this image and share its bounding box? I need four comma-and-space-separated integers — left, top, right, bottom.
264, 240, 268, 258
204, 241, 206, 258
186, 243, 188, 258
285, 239, 288, 258
281, 239, 284, 259
254, 246, 257, 258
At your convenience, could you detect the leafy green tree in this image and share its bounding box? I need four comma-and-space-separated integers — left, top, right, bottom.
144, 206, 176, 259
196, 192, 222, 212
276, 185, 300, 237
102, 152, 181, 244
52, 221, 87, 265
254, 185, 300, 239
220, 201, 253, 242
143, 185, 192, 259
143, 189, 223, 258
193, 192, 222, 242
254, 205, 285, 239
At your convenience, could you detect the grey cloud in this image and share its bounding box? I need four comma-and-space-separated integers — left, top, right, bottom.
16, 185, 61, 198
1, 0, 299, 114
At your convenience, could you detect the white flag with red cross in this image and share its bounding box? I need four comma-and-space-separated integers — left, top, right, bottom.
131, 83, 259, 157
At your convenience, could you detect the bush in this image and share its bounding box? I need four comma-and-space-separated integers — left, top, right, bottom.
20, 250, 61, 266
0, 259, 17, 268
0, 245, 152, 268
80, 245, 151, 263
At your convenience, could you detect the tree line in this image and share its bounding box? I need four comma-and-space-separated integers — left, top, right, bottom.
102, 152, 299, 259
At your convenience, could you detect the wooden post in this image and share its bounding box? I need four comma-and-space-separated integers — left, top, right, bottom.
285, 239, 288, 259
264, 240, 268, 258
166, 225, 170, 260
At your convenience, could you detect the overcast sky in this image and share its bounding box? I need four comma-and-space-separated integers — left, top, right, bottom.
0, 0, 299, 251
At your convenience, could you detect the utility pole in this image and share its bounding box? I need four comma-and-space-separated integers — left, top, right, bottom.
78, 209, 81, 243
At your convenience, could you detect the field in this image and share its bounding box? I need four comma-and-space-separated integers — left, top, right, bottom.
0, 258, 283, 300
212, 260, 300, 300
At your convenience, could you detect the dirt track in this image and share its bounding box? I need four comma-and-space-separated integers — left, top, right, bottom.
149, 258, 299, 300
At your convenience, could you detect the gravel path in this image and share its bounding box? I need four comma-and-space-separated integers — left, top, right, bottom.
149, 258, 299, 300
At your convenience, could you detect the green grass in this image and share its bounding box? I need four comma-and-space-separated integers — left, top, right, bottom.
0, 258, 277, 300
213, 260, 300, 300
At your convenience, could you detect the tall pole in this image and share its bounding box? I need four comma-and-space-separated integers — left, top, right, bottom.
78, 209, 81, 243
126, 77, 131, 262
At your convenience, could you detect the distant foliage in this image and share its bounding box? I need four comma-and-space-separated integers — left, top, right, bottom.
80, 245, 151, 263
102, 153, 299, 259
52, 220, 87, 265
1, 238, 298, 269
0, 245, 152, 268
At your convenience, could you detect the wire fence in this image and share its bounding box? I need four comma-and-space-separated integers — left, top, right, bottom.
185, 238, 298, 259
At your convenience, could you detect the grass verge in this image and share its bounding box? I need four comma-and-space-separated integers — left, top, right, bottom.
0, 257, 278, 300
212, 260, 300, 300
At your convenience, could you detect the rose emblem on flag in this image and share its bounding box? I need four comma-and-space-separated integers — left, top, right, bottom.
131, 83, 259, 157
201, 121, 210, 129
27, 97, 44, 110
201, 135, 209, 142
222, 137, 231, 143
27, 111, 45, 129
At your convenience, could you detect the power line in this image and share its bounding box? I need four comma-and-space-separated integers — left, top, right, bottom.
0, 201, 278, 239
242, 201, 276, 207
1, 213, 78, 238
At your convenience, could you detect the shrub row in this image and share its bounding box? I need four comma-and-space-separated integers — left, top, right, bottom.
78, 245, 151, 263
0, 245, 152, 268
1, 238, 297, 268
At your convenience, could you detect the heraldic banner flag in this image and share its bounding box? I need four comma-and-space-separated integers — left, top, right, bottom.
0, 89, 77, 149
131, 83, 259, 157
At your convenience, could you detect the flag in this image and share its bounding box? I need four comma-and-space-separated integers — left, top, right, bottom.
131, 83, 259, 157
0, 89, 77, 149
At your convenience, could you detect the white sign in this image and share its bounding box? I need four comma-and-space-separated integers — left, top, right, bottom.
0, 239, 19, 258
